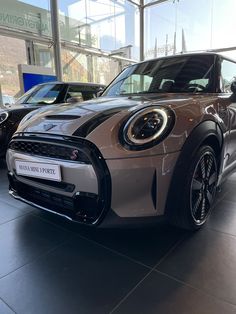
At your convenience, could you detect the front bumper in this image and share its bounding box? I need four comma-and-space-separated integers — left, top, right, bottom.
7, 133, 179, 226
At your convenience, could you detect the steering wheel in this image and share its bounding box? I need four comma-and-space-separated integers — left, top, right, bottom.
186, 83, 206, 91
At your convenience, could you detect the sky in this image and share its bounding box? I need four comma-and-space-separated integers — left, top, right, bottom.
145, 0, 236, 58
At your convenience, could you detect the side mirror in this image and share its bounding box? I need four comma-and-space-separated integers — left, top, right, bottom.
67, 97, 83, 104
97, 89, 104, 97
231, 81, 236, 94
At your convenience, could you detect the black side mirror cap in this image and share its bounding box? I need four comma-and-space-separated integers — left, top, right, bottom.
97, 90, 104, 97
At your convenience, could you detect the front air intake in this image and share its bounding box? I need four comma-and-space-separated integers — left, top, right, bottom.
44, 115, 81, 120
9, 141, 90, 164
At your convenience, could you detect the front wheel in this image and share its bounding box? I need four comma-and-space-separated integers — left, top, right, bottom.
168, 145, 218, 230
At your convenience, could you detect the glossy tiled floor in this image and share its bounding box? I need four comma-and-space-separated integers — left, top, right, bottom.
0, 159, 236, 314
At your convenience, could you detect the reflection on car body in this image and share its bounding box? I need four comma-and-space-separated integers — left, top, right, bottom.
6, 53, 236, 230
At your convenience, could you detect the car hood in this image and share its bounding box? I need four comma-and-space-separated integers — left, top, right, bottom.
16, 94, 223, 158
16, 94, 182, 131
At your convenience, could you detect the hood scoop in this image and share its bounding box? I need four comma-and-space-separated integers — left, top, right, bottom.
44, 115, 81, 120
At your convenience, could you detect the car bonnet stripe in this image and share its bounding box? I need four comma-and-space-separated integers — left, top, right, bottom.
73, 106, 131, 138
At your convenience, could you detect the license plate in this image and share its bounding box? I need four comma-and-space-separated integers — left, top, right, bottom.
15, 160, 61, 182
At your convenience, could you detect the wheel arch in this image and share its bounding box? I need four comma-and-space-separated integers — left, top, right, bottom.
176, 120, 223, 169
165, 120, 223, 220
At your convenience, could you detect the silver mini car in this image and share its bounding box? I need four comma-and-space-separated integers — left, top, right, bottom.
6, 53, 236, 230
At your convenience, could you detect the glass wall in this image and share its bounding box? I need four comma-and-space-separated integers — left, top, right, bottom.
0, 0, 52, 37
61, 48, 88, 82
1, 0, 236, 97
144, 0, 236, 60
34, 43, 54, 68
58, 0, 140, 60
61, 48, 121, 85
91, 56, 121, 84
0, 35, 27, 99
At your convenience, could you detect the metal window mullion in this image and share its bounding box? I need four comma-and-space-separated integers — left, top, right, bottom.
140, 0, 144, 61
50, 0, 62, 80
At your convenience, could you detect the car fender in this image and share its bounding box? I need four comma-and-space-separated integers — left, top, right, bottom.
165, 120, 223, 216
181, 120, 223, 158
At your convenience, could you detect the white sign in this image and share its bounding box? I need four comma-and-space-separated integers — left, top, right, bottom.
15, 160, 61, 182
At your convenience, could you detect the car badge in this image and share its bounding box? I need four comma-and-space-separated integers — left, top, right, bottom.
70, 149, 79, 161
43, 123, 57, 131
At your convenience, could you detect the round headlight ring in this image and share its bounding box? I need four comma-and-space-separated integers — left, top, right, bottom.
121, 107, 175, 150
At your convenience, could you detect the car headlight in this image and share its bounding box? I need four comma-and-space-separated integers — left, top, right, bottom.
0, 111, 9, 124
121, 107, 175, 150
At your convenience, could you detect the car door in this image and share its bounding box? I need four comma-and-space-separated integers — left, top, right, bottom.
220, 58, 236, 168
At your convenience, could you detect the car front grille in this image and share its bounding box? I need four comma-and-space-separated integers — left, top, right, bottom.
9, 140, 90, 164
8, 134, 111, 225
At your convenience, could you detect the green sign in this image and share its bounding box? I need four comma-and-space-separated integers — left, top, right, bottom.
0, 12, 50, 34
0, 1, 51, 36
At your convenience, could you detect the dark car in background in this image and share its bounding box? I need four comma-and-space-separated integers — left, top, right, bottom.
0, 81, 105, 157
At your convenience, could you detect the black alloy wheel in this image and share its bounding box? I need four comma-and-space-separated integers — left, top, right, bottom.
190, 149, 218, 225
167, 145, 219, 230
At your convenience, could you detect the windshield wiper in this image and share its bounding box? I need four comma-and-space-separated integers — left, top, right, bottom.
119, 90, 163, 96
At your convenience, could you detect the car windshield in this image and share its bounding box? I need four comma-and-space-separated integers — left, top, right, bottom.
15, 84, 62, 105
104, 55, 216, 96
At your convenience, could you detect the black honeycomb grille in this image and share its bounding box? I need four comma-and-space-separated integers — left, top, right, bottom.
9, 141, 90, 164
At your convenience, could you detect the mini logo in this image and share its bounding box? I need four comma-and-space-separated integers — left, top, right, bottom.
43, 123, 57, 131
70, 149, 79, 160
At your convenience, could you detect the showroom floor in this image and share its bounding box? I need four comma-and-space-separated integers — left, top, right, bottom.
0, 160, 236, 314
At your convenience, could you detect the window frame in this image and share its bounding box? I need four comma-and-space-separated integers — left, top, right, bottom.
219, 56, 236, 94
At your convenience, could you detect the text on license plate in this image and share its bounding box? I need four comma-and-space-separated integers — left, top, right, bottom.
15, 160, 61, 182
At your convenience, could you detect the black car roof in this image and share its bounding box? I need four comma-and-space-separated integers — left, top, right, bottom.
37, 81, 106, 88
136, 51, 236, 65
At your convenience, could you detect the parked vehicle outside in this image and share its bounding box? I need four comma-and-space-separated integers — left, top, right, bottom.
0, 82, 105, 157
6, 53, 236, 230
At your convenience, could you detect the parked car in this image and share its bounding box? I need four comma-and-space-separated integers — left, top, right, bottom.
6, 53, 236, 230
0, 82, 105, 157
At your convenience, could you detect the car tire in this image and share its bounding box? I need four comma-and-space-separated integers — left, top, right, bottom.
167, 145, 218, 230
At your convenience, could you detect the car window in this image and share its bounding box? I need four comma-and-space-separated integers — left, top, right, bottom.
66, 86, 84, 101
15, 85, 39, 104
119, 74, 152, 94
189, 78, 209, 88
104, 55, 216, 96
66, 85, 98, 101
19, 84, 62, 105
82, 92, 97, 100
26, 85, 61, 104
221, 59, 236, 93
